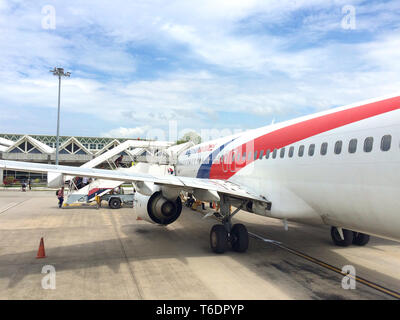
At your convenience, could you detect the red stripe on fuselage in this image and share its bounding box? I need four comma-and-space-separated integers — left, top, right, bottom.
209, 96, 400, 180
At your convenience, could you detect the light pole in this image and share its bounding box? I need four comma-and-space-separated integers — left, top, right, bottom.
50, 67, 71, 165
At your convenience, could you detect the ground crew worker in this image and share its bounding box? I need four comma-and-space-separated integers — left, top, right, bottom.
115, 155, 123, 167
57, 187, 64, 208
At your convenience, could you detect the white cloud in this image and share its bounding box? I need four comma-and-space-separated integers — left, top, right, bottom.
1, 0, 400, 137
102, 126, 151, 138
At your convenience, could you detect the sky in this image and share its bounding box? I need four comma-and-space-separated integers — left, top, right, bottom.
0, 0, 399, 142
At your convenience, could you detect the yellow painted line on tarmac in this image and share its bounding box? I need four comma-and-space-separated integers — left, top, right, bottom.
0, 199, 30, 214
249, 232, 400, 300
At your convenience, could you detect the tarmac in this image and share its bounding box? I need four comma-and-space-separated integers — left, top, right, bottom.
0, 190, 399, 300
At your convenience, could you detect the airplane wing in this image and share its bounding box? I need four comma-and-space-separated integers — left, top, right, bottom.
0, 160, 270, 206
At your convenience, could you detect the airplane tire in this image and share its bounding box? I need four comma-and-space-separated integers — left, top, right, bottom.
210, 225, 228, 254
109, 198, 122, 209
353, 232, 370, 246
330, 227, 353, 247
230, 224, 249, 253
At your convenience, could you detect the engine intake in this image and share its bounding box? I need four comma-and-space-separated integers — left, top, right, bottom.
135, 191, 182, 225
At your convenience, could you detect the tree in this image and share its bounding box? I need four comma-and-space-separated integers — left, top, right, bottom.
176, 131, 201, 145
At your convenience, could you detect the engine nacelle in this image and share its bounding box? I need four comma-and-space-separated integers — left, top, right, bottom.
134, 191, 182, 225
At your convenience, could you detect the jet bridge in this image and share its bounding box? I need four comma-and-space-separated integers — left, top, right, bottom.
81, 140, 173, 169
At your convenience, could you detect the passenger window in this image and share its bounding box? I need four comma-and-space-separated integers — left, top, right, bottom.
247, 151, 252, 161
308, 144, 315, 156
364, 137, 373, 152
280, 148, 285, 158
272, 149, 277, 159
259, 150, 264, 159
381, 135, 391, 151
242, 152, 246, 161
320, 142, 328, 155
266, 149, 270, 159
334, 141, 342, 154
348, 139, 357, 153
298, 145, 304, 157
254, 151, 258, 160
288, 146, 294, 158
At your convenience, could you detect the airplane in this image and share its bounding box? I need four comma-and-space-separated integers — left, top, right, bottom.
1, 93, 400, 254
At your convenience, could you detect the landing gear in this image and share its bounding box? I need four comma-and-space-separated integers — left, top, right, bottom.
353, 232, 370, 246
210, 223, 249, 254
331, 227, 371, 247
330, 227, 353, 247
209, 196, 249, 254
231, 224, 249, 252
210, 225, 228, 254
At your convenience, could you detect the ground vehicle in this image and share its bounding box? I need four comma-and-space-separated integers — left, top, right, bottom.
101, 193, 134, 209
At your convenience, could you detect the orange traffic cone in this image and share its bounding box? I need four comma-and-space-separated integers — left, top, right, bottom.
36, 237, 46, 259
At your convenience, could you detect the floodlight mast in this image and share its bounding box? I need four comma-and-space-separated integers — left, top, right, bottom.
50, 67, 71, 165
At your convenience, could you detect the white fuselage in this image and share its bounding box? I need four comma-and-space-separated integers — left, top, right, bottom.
176, 95, 400, 241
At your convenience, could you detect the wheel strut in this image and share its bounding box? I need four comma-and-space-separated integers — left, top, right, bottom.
209, 196, 249, 254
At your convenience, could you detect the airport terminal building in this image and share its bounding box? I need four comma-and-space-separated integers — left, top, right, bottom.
0, 133, 145, 185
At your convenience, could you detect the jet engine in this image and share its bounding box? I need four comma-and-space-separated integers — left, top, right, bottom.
134, 191, 182, 225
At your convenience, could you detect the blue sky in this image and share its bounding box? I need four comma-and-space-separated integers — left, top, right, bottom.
0, 0, 400, 141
